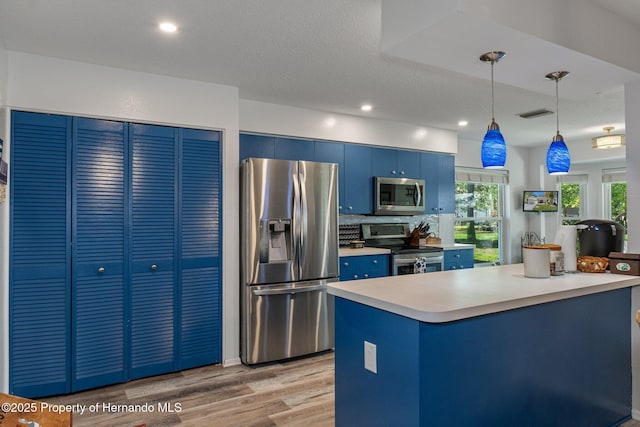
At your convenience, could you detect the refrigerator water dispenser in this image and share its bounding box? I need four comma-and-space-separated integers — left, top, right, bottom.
260, 219, 292, 263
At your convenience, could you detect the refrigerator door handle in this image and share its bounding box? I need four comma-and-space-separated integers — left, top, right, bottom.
252, 284, 326, 296
298, 163, 307, 275
292, 163, 301, 278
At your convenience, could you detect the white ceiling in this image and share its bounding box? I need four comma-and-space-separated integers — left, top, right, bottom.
0, 0, 638, 148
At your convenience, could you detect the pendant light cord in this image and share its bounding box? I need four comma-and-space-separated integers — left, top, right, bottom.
555, 78, 559, 135
491, 60, 495, 121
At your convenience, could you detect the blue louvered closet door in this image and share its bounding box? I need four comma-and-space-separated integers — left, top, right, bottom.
179, 128, 222, 369
10, 112, 222, 397
10, 111, 72, 397
71, 118, 127, 391
129, 123, 179, 379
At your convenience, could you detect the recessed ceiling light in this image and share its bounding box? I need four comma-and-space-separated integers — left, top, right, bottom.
159, 22, 178, 33
360, 104, 373, 112
458, 120, 468, 127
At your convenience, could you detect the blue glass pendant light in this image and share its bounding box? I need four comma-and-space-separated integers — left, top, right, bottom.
545, 71, 571, 175
480, 51, 507, 169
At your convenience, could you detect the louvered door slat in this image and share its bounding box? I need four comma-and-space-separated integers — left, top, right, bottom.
129, 123, 177, 379
179, 129, 222, 369
10, 111, 71, 398
72, 117, 126, 391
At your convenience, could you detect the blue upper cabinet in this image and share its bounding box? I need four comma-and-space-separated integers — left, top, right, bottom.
314, 140, 345, 213
421, 152, 455, 214
344, 144, 373, 214
239, 133, 275, 160
274, 136, 314, 161
372, 147, 421, 178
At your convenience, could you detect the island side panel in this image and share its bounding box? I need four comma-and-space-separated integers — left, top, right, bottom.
334, 297, 421, 427
419, 287, 632, 426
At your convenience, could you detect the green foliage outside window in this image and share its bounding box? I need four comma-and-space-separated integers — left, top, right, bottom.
454, 182, 500, 264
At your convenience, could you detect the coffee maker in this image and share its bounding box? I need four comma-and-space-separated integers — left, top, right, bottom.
576, 219, 625, 257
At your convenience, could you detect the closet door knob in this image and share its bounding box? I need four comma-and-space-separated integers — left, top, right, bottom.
98, 267, 105, 273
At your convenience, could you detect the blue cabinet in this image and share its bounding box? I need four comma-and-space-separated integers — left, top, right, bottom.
343, 145, 373, 214
421, 152, 455, 214
274, 136, 314, 161
10, 112, 222, 398
444, 248, 474, 270
339, 255, 389, 281
314, 140, 345, 213
239, 133, 275, 160
371, 147, 421, 178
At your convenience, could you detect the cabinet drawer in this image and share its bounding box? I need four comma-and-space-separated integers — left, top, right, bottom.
444, 249, 474, 270
340, 255, 389, 280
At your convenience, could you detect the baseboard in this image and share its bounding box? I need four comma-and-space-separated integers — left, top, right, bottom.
223, 357, 242, 367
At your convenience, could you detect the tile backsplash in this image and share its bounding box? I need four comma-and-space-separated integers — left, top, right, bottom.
339, 213, 444, 241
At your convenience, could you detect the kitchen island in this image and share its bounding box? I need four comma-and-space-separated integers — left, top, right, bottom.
327, 264, 640, 426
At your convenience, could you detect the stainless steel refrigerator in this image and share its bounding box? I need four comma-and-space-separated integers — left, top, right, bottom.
241, 157, 339, 364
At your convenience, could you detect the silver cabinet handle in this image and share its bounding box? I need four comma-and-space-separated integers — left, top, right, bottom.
391, 170, 397, 175
372, 259, 378, 264
151, 264, 157, 270
364, 274, 369, 278
455, 254, 461, 258
343, 262, 349, 267
353, 274, 359, 279
400, 171, 405, 175
348, 206, 353, 210
98, 267, 105, 273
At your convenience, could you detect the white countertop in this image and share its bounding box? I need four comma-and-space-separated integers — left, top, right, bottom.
339, 247, 392, 256
327, 263, 640, 323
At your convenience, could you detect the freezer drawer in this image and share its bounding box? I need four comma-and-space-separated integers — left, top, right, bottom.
241, 280, 335, 364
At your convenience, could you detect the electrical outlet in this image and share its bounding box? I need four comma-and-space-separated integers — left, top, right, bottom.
364, 340, 377, 374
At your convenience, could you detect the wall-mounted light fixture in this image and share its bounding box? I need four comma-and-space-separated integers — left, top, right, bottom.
545, 71, 570, 175
479, 51, 506, 169
592, 126, 625, 149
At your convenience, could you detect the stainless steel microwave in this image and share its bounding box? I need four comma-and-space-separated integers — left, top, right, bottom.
374, 176, 425, 215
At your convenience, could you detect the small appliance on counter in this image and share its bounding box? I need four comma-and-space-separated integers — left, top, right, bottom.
576, 219, 625, 257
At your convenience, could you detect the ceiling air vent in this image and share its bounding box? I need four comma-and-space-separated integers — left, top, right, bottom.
517, 109, 554, 119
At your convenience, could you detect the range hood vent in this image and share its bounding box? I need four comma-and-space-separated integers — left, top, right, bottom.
517, 108, 554, 119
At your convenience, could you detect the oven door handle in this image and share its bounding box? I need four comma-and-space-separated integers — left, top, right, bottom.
395, 256, 443, 266
414, 182, 422, 207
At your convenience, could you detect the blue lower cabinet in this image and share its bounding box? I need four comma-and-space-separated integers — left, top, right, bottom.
444, 248, 474, 270
339, 255, 389, 280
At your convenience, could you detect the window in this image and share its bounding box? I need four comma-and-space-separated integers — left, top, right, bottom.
455, 168, 507, 266
603, 168, 627, 249
557, 174, 588, 225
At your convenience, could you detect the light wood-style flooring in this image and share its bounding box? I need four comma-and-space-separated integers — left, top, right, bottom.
47, 350, 639, 427
48, 351, 335, 427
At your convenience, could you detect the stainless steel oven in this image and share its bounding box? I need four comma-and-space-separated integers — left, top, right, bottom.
361, 223, 444, 275
392, 251, 443, 275
374, 176, 425, 215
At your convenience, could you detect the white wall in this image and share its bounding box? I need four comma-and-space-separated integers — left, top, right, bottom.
240, 99, 457, 153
